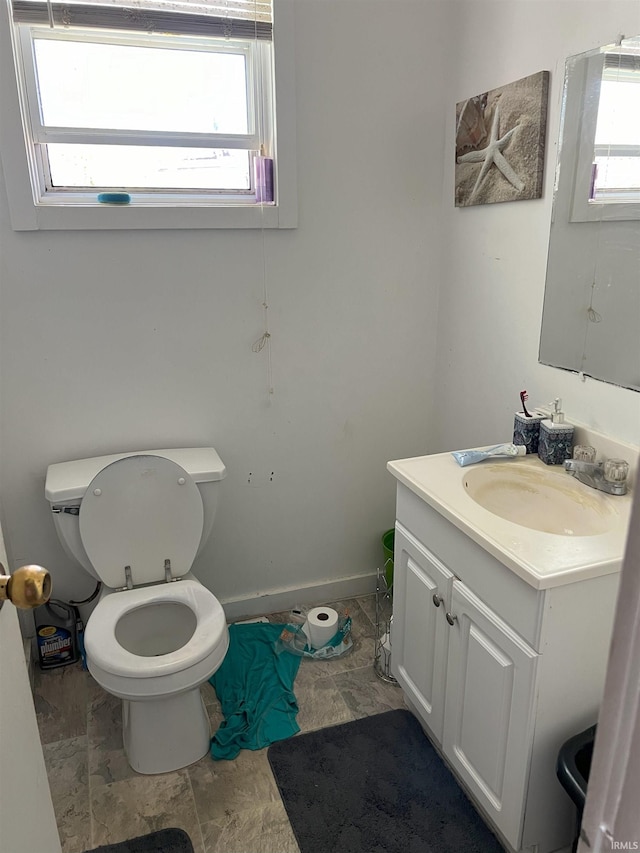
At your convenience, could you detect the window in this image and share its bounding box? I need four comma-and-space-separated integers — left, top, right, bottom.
0, 0, 297, 229
592, 54, 640, 203
569, 45, 640, 222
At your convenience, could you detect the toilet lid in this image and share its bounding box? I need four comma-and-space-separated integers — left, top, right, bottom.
79, 455, 204, 589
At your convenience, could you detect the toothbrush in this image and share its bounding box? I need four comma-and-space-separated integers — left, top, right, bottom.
520, 390, 531, 418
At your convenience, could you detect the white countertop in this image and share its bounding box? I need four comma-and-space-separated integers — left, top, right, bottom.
387, 451, 633, 590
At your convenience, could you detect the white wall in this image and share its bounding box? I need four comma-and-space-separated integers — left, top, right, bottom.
0, 1, 450, 611
2, 0, 638, 619
434, 0, 640, 452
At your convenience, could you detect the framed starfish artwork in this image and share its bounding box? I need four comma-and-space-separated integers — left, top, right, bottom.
455, 70, 549, 206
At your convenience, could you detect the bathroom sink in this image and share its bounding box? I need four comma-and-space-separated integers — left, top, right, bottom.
462, 462, 618, 536
388, 445, 634, 588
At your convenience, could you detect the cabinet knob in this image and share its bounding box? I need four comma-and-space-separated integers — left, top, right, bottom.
432, 593, 444, 608
446, 612, 458, 626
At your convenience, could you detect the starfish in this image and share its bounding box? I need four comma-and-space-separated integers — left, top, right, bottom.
457, 104, 524, 199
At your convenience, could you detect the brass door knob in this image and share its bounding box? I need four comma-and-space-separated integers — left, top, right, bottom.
0, 563, 51, 609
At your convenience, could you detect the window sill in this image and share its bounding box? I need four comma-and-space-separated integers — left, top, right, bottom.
5, 199, 294, 230
570, 197, 640, 223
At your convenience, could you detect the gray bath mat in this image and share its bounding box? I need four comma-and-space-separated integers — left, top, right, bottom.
268, 708, 506, 853
84, 828, 194, 853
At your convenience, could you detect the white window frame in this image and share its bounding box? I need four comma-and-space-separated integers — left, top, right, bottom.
570, 52, 640, 223
19, 27, 265, 200
0, 0, 297, 230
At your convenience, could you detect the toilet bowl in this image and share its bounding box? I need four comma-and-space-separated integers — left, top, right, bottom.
45, 448, 229, 774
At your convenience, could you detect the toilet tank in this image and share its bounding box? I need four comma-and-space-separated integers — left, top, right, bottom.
45, 448, 226, 579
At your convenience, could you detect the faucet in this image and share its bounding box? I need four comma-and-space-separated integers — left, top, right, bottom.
563, 458, 629, 496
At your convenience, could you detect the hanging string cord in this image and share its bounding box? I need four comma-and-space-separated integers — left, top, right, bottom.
579, 45, 628, 371
252, 326, 270, 352
587, 278, 602, 324
251, 232, 271, 357
580, 229, 604, 371
251, 154, 274, 396
250, 0, 274, 395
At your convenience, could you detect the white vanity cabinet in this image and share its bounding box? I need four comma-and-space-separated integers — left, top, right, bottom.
393, 525, 453, 740
390, 480, 623, 853
442, 578, 538, 848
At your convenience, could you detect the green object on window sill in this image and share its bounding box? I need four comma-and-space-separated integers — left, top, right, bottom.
97, 192, 131, 204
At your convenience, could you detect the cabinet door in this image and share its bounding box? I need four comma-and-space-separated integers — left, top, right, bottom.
392, 524, 454, 743
443, 579, 538, 851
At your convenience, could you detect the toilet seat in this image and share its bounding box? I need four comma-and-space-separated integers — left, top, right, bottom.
79, 455, 204, 589
85, 579, 227, 679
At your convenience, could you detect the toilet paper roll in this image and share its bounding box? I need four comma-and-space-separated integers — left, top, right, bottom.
303, 606, 339, 649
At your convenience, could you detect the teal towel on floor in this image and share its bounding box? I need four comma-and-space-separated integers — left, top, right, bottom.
209, 622, 301, 760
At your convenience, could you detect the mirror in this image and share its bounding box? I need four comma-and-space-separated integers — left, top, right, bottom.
539, 35, 640, 392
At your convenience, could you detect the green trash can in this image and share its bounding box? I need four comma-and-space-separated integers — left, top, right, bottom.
382, 528, 394, 589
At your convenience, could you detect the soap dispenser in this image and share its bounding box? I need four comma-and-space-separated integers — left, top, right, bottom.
538, 398, 574, 465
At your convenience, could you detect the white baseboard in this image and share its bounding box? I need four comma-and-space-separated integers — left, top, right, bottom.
220, 571, 377, 622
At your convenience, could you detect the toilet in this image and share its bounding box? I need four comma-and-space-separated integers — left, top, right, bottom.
44, 448, 230, 775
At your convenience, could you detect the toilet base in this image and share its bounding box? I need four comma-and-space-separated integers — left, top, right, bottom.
122, 687, 211, 774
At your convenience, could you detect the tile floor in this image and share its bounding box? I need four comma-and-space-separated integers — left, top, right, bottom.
33, 595, 405, 853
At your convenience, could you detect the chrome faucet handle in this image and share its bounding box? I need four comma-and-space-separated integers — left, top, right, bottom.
604, 458, 629, 484
573, 445, 597, 463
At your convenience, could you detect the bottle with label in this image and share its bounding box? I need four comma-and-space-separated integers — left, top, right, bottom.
34, 599, 81, 670
538, 398, 574, 465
